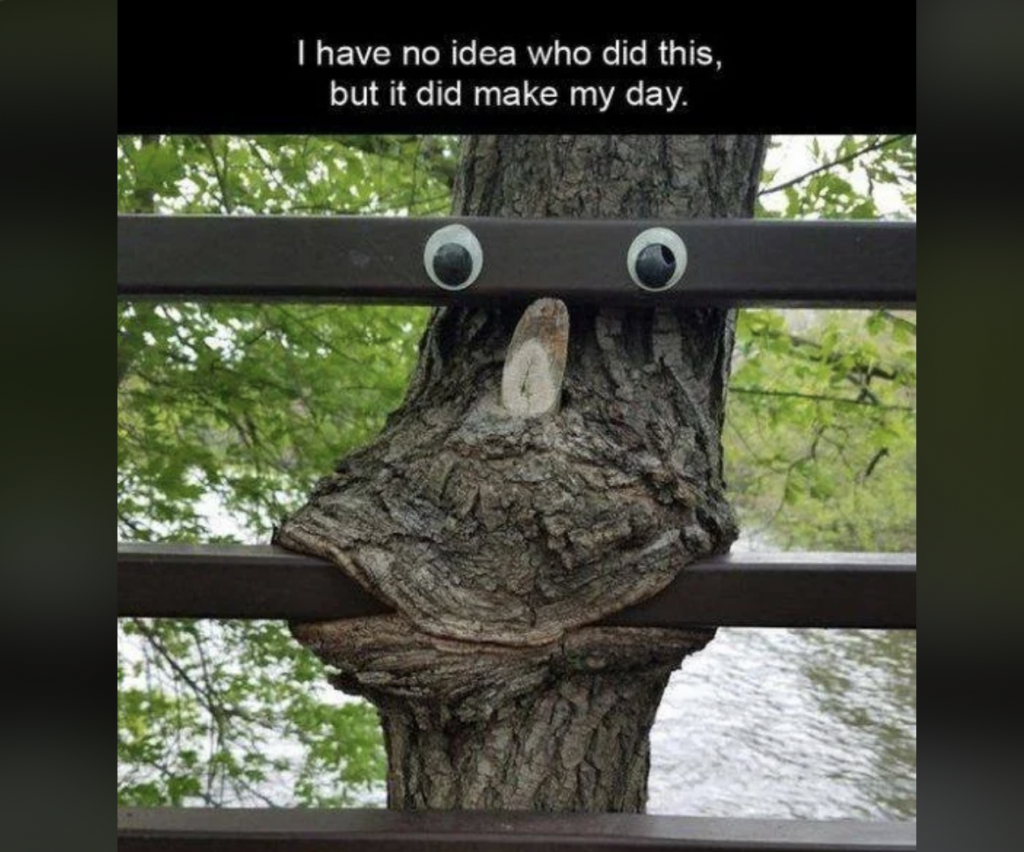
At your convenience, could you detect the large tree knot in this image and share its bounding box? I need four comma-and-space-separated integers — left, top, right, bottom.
290, 614, 715, 810
275, 297, 736, 646
292, 615, 713, 724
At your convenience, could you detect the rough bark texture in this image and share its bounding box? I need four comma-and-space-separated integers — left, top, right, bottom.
293, 617, 714, 810
278, 135, 767, 811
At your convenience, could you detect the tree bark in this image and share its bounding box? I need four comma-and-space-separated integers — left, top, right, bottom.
278, 135, 767, 811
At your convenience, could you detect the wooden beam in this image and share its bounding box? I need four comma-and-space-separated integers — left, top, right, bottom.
117, 807, 916, 851
118, 216, 916, 308
117, 544, 916, 629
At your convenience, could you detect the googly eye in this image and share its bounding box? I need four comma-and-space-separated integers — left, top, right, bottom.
423, 224, 483, 291
626, 227, 688, 292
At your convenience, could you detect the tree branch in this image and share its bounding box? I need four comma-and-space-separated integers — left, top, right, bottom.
730, 386, 915, 412
758, 135, 911, 197
861, 447, 890, 481
752, 325, 915, 385
199, 135, 233, 213
132, 619, 253, 725
747, 425, 825, 539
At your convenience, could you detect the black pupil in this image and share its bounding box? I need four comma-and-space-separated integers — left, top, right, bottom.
636, 243, 676, 288
433, 242, 474, 287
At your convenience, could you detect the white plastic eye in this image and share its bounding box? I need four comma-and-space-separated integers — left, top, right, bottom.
626, 227, 688, 292
423, 224, 483, 290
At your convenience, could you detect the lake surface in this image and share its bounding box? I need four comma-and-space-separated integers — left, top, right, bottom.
648, 627, 917, 819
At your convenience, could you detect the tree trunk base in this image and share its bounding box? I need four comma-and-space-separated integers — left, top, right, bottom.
292, 616, 714, 811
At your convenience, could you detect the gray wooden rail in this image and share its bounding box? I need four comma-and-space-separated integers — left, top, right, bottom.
118, 807, 916, 851
117, 216, 916, 307
117, 544, 916, 629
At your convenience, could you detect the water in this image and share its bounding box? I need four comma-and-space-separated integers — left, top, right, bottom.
338, 626, 917, 817
648, 628, 917, 819
123, 625, 916, 816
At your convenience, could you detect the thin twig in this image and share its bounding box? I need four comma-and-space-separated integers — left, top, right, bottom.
199, 135, 233, 213
758, 135, 911, 197
730, 386, 915, 412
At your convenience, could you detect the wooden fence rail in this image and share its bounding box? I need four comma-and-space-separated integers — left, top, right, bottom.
118, 807, 917, 851
118, 216, 916, 307
117, 544, 916, 629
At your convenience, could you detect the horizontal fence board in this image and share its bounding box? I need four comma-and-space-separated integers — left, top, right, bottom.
118, 216, 916, 308
118, 544, 916, 629
117, 808, 916, 851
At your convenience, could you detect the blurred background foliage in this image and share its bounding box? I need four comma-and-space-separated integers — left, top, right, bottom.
116, 134, 916, 806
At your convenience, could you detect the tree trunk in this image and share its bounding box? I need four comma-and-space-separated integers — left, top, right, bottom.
278, 135, 767, 811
